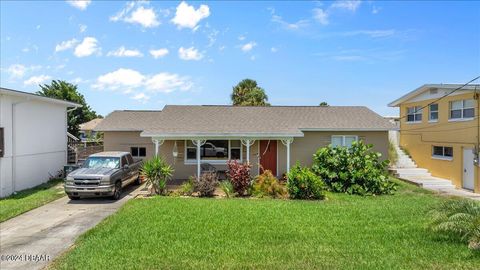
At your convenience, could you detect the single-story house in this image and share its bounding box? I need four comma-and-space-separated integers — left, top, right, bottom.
95, 105, 395, 180
79, 118, 103, 142
0, 87, 80, 197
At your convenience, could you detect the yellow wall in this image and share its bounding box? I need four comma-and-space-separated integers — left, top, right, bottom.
399, 92, 479, 192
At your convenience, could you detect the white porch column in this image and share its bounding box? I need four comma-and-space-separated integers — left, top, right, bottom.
281, 138, 294, 173
192, 139, 206, 179
152, 138, 164, 156
241, 139, 255, 164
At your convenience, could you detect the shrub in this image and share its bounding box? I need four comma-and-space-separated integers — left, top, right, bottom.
179, 177, 195, 196
226, 160, 251, 196
252, 170, 287, 198
219, 180, 235, 198
388, 141, 398, 166
141, 156, 174, 195
312, 141, 396, 195
286, 164, 325, 200
196, 172, 218, 197
428, 199, 480, 251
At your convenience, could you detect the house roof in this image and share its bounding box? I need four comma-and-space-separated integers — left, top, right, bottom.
79, 118, 103, 131
388, 83, 480, 107
97, 105, 395, 138
0, 87, 81, 107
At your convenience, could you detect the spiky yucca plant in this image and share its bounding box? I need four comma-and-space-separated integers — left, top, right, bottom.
141, 156, 173, 195
428, 199, 480, 250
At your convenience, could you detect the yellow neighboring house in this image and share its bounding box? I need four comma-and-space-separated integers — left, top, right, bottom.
389, 84, 479, 193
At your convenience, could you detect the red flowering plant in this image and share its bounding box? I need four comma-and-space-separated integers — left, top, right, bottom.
226, 160, 252, 196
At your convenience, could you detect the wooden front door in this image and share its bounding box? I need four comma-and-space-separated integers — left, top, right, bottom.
260, 140, 277, 176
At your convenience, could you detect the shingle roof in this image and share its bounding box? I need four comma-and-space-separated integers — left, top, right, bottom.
96, 105, 395, 138
79, 118, 103, 131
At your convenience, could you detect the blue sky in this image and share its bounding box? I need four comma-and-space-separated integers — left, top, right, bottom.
1, 1, 479, 117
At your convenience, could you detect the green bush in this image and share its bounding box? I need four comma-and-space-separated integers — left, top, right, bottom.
286, 164, 326, 200
141, 156, 174, 195
179, 177, 195, 196
388, 141, 398, 166
219, 180, 234, 198
252, 170, 287, 198
312, 141, 395, 195
428, 199, 480, 251
196, 172, 218, 197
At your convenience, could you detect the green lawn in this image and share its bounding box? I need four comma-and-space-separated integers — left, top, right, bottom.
51, 180, 479, 269
0, 178, 65, 222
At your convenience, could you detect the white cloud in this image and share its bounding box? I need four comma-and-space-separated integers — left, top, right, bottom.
79, 24, 87, 33
149, 48, 169, 59
178, 47, 203, 61
313, 8, 329, 25
271, 14, 309, 30
66, 0, 91, 11
241, 41, 257, 52
131, 93, 150, 103
36, 25, 41, 30
94, 68, 145, 90
74, 37, 100, 57
55, 38, 78, 52
238, 35, 246, 41
93, 68, 193, 97
341, 29, 395, 38
145, 73, 192, 93
24, 75, 51, 85
107, 46, 143, 57
331, 1, 361, 12
372, 6, 380, 14
271, 47, 278, 53
6, 64, 27, 78
171, 1, 210, 29
110, 2, 160, 28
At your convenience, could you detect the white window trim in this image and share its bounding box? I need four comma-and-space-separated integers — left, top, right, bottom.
431, 146, 453, 161
184, 140, 243, 165
406, 106, 423, 123
429, 104, 439, 122
449, 99, 475, 120
331, 135, 358, 147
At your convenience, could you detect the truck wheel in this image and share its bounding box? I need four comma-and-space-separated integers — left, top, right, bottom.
111, 182, 122, 200
68, 195, 80, 200
135, 176, 142, 185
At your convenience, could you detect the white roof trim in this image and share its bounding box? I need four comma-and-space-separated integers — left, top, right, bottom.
300, 128, 395, 131
388, 84, 480, 107
139, 132, 305, 139
0, 87, 81, 107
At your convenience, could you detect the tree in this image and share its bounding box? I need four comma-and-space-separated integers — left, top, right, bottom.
231, 79, 270, 106
37, 80, 100, 137
319, 102, 329, 106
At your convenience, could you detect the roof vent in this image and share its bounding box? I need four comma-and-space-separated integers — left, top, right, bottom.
430, 89, 438, 94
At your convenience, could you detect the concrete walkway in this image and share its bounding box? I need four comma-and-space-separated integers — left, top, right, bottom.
0, 184, 145, 270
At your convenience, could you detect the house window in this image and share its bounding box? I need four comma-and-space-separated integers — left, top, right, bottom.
432, 146, 453, 159
331, 135, 358, 148
131, 147, 146, 157
429, 104, 438, 122
406, 106, 422, 122
185, 140, 242, 163
450, 99, 475, 120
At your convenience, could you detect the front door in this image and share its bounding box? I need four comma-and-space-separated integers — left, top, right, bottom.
463, 148, 474, 190
260, 140, 277, 176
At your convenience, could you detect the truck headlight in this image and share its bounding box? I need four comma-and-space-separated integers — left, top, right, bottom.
66, 176, 74, 184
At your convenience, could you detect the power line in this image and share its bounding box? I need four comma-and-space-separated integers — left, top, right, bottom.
398, 75, 480, 121
399, 114, 479, 132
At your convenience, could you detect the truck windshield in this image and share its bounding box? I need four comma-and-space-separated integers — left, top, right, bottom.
83, 157, 120, 169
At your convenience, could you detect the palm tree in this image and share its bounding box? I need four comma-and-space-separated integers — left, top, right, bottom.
428, 199, 480, 250
140, 156, 174, 195
231, 79, 270, 106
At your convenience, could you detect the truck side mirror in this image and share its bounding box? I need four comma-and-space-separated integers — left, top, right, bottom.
123, 164, 130, 170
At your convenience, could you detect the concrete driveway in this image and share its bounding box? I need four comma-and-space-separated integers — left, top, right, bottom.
0, 184, 145, 270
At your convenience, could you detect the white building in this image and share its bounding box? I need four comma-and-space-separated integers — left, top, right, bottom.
0, 88, 80, 197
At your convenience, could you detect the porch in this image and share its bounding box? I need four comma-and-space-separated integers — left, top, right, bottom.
146, 136, 295, 180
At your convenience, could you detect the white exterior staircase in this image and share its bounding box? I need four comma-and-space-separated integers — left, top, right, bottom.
390, 144, 456, 190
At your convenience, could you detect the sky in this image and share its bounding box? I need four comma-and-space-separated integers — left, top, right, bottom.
1, 0, 479, 117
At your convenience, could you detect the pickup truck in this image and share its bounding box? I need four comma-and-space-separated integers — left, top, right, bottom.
65, 151, 142, 200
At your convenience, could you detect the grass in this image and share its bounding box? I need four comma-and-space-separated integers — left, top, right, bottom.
0, 178, 65, 222
51, 179, 479, 270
